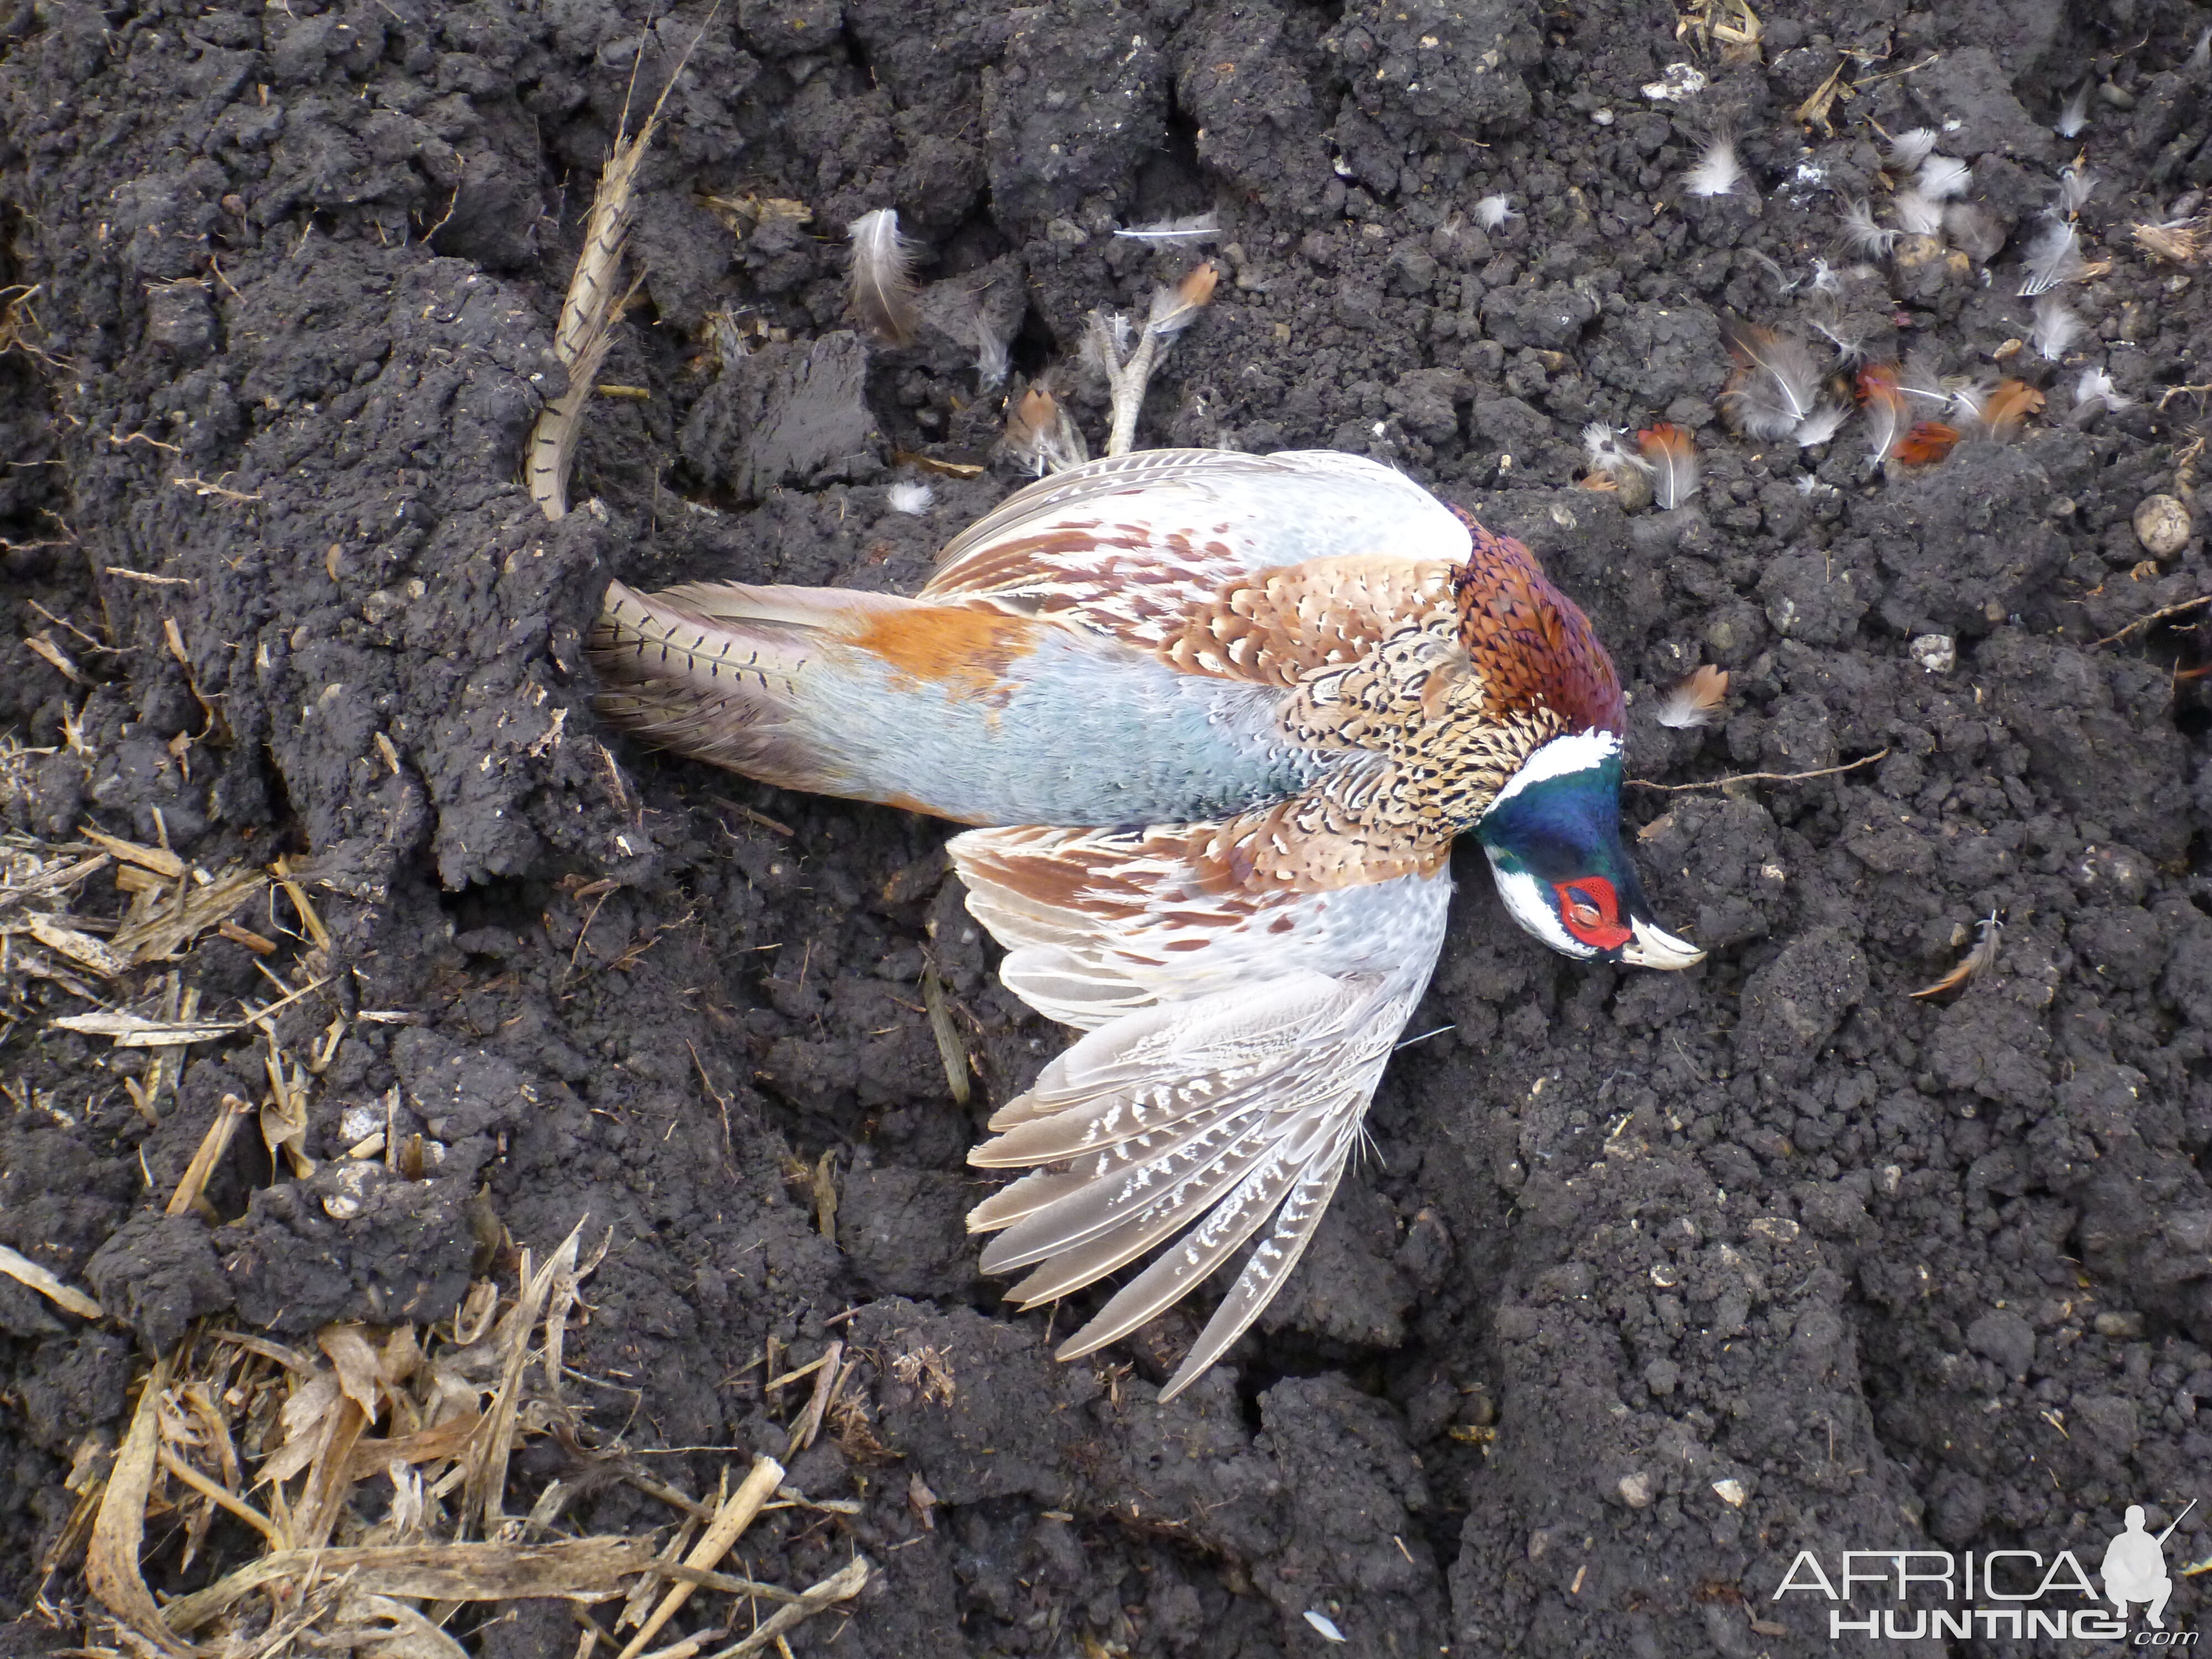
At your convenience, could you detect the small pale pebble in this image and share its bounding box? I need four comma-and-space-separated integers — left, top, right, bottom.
1619, 1472, 1655, 1508
321, 1161, 381, 1220
1910, 634, 1957, 674
2133, 493, 2191, 558
1712, 1478, 1749, 1507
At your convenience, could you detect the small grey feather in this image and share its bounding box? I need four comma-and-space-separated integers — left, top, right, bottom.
1885, 128, 1939, 171
1114, 212, 1220, 243
1840, 199, 1898, 257
2031, 293, 2081, 361
847, 208, 921, 345
2056, 82, 2093, 138
2018, 217, 2085, 296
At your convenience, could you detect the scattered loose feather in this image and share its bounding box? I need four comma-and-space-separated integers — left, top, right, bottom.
1807, 257, 1842, 295
1911, 913, 2002, 999
2031, 293, 2081, 360
2056, 165, 2094, 218
886, 481, 934, 514
1146, 261, 1218, 340
973, 327, 1011, 390
1683, 133, 1746, 199
1113, 212, 1220, 243
1858, 363, 1906, 467
1583, 422, 1644, 469
1944, 204, 2005, 263
1078, 312, 1132, 383
1637, 423, 1700, 508
1840, 198, 1898, 257
1809, 310, 1869, 364
2072, 365, 2131, 414
1474, 194, 1517, 230
1885, 127, 1940, 171
933, 284, 1014, 389
846, 208, 921, 345
1721, 325, 1821, 439
1893, 190, 1944, 236
1976, 378, 2046, 434
1890, 421, 1960, 466
1896, 352, 1952, 408
1001, 384, 1088, 477
1580, 423, 1655, 509
1304, 1611, 1349, 1644
1655, 665, 1730, 728
1794, 403, 1848, 446
2056, 82, 2093, 139
1917, 154, 1971, 200
2018, 217, 2086, 295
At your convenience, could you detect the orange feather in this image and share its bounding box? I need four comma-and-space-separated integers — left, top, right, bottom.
1980, 378, 2046, 432
1888, 421, 1960, 466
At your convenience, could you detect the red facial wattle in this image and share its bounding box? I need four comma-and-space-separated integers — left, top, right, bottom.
1554, 877, 1631, 951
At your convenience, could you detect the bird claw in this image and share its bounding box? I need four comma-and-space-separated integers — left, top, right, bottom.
1085, 262, 1219, 457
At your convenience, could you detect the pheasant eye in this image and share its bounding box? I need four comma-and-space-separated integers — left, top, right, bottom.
1553, 878, 1629, 950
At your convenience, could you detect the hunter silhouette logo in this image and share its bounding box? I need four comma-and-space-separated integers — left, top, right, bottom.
2104, 1501, 2195, 1631
1772, 1499, 2199, 1642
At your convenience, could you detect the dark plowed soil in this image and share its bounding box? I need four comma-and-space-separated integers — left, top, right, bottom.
6, 0, 2212, 1652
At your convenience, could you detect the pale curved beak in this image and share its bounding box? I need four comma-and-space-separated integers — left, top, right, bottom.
1621, 917, 1704, 970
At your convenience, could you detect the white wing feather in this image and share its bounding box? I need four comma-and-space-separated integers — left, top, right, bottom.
950, 823, 1451, 1399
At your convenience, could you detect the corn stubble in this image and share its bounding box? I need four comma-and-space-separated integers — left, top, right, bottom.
60, 1219, 870, 1658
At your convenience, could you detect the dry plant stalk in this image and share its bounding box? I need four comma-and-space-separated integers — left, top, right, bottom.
0, 282, 60, 369
616, 1456, 785, 1659
86, 1356, 189, 1656
164, 1538, 661, 1636
704, 1556, 870, 1658
784, 1340, 844, 1458
109, 865, 272, 964
77, 1214, 700, 1656
464, 1216, 592, 1534
0, 1241, 102, 1319
1627, 748, 1891, 793
165, 1094, 254, 1217
920, 966, 971, 1105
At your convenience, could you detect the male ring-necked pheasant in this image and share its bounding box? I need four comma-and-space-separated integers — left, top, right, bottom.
589, 448, 1702, 1399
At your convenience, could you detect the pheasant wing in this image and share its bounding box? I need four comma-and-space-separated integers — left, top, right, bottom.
949, 820, 1452, 1400
923, 450, 1473, 685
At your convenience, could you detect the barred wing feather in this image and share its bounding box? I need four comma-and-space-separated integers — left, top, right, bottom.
948, 822, 1452, 1400
929, 449, 1468, 588
923, 451, 1471, 686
